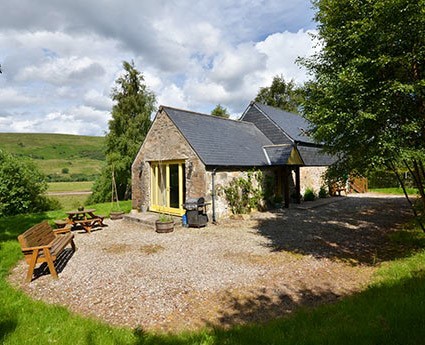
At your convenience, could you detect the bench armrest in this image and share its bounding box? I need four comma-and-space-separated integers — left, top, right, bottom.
54, 226, 71, 235
20, 243, 53, 252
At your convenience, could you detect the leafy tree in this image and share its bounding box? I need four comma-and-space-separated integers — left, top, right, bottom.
211, 104, 230, 118
301, 0, 425, 227
255, 75, 304, 113
90, 61, 156, 203
0, 150, 54, 216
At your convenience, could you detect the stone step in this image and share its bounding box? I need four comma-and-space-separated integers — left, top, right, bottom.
123, 212, 182, 229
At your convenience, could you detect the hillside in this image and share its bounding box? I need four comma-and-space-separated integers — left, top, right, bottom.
0, 133, 105, 181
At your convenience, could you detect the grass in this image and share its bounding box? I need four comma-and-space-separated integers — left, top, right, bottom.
0, 133, 104, 160
370, 187, 418, 195
49, 194, 90, 211
47, 181, 94, 193
37, 158, 104, 177
1, 207, 425, 344
0, 133, 105, 180
47, 181, 94, 210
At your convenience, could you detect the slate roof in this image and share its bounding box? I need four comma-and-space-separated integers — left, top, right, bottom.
159, 104, 336, 168
263, 145, 302, 166
162, 106, 272, 166
254, 102, 315, 144
297, 145, 337, 166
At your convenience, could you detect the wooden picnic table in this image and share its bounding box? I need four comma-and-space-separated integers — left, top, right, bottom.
65, 209, 104, 233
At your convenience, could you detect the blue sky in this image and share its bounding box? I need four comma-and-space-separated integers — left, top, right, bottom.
0, 0, 317, 136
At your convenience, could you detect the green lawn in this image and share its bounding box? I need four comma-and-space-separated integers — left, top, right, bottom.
370, 187, 418, 195
1, 206, 425, 344
49, 194, 90, 211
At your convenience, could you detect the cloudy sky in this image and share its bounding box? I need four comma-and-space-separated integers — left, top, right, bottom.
0, 0, 317, 136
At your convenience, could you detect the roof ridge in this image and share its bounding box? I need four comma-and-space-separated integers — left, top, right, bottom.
262, 143, 293, 148
160, 104, 243, 124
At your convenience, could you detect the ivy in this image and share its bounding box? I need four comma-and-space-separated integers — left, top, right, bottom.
222, 169, 266, 214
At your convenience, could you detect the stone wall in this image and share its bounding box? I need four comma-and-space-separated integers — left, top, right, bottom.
202, 166, 328, 219
298, 166, 328, 195
131, 109, 206, 211
205, 167, 275, 219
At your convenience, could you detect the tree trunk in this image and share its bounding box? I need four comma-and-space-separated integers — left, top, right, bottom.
390, 160, 425, 232
412, 160, 425, 212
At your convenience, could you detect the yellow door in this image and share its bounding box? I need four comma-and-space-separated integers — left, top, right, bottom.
150, 161, 185, 216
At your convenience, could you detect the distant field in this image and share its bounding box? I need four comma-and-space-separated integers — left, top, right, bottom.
0, 133, 105, 181
37, 158, 104, 177
47, 182, 94, 210
51, 194, 90, 210
47, 181, 93, 192
0, 133, 104, 160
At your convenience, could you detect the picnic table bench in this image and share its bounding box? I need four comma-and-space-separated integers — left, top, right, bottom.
18, 221, 76, 282
65, 208, 104, 233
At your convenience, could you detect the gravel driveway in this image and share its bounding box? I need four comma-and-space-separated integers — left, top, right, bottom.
9, 193, 412, 333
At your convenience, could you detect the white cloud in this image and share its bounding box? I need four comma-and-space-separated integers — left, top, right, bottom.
0, 1, 317, 135
0, 88, 38, 107
16, 56, 105, 85
256, 29, 318, 84
157, 84, 188, 111
83, 90, 113, 111
210, 43, 267, 90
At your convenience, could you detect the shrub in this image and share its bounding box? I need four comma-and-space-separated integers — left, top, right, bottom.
61, 167, 69, 174
222, 170, 264, 214
0, 150, 52, 216
303, 188, 316, 201
319, 186, 328, 198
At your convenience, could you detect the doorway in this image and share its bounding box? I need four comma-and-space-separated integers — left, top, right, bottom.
150, 161, 186, 216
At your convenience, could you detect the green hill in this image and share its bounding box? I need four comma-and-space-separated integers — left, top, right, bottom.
0, 133, 105, 181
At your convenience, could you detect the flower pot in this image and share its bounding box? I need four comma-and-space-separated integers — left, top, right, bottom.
110, 211, 124, 220
155, 220, 174, 233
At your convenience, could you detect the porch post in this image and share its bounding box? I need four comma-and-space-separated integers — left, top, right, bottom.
283, 166, 290, 208
295, 166, 301, 204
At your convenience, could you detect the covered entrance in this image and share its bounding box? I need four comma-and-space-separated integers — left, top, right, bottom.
150, 161, 186, 216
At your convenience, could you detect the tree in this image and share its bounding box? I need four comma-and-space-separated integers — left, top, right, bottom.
301, 0, 425, 227
211, 104, 230, 118
255, 75, 304, 113
0, 150, 52, 216
90, 61, 156, 203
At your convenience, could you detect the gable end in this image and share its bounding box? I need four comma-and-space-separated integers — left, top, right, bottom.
241, 104, 293, 145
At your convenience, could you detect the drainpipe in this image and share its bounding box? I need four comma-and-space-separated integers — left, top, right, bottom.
211, 167, 217, 224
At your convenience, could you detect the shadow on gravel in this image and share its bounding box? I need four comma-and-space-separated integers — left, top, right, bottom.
255, 196, 416, 265
32, 247, 75, 280
211, 287, 340, 329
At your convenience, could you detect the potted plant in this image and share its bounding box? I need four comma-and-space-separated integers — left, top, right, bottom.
155, 213, 174, 233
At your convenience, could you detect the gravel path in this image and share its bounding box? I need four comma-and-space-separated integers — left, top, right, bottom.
8, 193, 412, 333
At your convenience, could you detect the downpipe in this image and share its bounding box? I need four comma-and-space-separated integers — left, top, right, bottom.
211, 168, 217, 224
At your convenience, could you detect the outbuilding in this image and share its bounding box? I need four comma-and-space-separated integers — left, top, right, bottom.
131, 102, 335, 219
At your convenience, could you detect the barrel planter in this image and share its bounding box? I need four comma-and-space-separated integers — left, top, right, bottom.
155, 220, 174, 233
110, 211, 124, 220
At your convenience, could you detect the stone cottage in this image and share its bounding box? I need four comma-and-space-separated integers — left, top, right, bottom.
131, 101, 335, 220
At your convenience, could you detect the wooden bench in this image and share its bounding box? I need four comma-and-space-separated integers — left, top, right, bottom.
330, 183, 347, 196
18, 221, 76, 282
